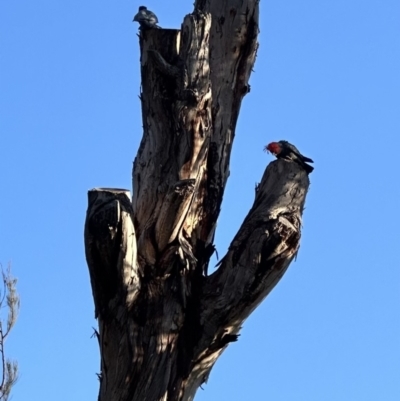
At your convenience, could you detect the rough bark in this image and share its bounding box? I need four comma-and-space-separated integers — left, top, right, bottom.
84, 2, 311, 401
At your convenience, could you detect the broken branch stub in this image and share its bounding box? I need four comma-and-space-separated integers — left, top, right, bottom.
84, 188, 138, 318
204, 159, 309, 329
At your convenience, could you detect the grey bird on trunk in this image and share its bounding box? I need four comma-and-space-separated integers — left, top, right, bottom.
133, 6, 160, 29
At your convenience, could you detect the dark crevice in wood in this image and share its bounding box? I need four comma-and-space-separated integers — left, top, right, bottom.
84, 3, 313, 401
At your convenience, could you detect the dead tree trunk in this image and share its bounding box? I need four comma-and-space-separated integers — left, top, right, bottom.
84, 2, 311, 400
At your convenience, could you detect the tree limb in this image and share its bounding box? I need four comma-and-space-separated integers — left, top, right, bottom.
172, 159, 309, 397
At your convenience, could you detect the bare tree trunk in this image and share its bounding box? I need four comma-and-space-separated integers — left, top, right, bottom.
84, 2, 311, 400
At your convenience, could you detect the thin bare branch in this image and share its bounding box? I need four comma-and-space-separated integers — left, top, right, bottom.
0, 264, 19, 401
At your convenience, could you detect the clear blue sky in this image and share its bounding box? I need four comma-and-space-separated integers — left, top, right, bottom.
2, 1, 400, 400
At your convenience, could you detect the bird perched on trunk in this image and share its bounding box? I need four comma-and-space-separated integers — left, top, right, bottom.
264, 140, 314, 174
133, 6, 160, 29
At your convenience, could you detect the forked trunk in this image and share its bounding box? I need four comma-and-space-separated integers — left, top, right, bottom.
84, 2, 311, 400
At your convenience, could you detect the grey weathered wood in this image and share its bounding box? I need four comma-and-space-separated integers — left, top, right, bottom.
84, 2, 312, 401
84, 188, 138, 318
181, 160, 309, 397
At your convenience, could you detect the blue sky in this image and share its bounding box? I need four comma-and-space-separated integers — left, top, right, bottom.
1, 1, 400, 400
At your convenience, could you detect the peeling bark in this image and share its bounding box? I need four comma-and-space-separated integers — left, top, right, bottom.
84, 2, 312, 401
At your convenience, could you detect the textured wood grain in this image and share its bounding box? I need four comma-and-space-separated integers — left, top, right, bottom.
84, 188, 138, 319
84, 3, 312, 401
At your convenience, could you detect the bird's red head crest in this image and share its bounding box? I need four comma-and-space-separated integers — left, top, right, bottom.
264, 142, 281, 155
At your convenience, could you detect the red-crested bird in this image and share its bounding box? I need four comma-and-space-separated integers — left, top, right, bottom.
264, 140, 314, 174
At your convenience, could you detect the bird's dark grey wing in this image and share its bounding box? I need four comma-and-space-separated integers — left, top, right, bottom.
279, 140, 301, 154
279, 140, 313, 163
147, 10, 158, 24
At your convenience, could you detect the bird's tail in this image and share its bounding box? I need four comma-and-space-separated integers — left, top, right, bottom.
303, 163, 314, 174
